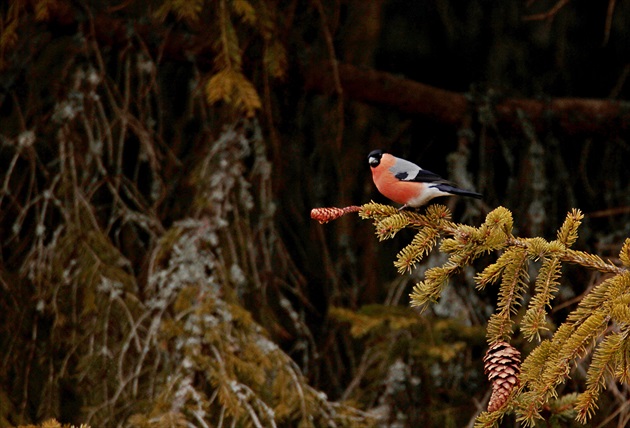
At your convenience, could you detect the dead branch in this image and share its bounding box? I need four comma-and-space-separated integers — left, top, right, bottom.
39, 9, 630, 138
305, 63, 630, 137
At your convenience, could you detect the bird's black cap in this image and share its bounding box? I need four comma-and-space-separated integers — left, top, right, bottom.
368, 149, 383, 167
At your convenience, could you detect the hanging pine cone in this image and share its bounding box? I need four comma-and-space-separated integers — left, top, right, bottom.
483, 341, 521, 412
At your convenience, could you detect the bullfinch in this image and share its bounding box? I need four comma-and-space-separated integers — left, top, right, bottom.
368, 149, 482, 209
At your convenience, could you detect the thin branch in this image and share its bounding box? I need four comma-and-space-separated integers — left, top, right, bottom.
603, 0, 617, 45
523, 0, 572, 22
313, 0, 344, 150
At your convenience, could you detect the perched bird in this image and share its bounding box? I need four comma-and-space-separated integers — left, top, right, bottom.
368, 149, 482, 209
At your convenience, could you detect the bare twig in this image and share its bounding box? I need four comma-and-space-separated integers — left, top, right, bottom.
523, 0, 571, 22
312, 0, 344, 150
603, 0, 617, 45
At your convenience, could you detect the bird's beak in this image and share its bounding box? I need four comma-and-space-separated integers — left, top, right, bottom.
368, 156, 378, 166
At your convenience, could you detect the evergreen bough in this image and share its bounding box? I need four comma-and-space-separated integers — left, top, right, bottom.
315, 202, 630, 426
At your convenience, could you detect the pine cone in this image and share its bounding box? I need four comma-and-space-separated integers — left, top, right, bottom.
310, 206, 361, 224
483, 341, 521, 412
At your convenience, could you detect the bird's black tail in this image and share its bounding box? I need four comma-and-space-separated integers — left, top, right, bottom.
433, 184, 482, 199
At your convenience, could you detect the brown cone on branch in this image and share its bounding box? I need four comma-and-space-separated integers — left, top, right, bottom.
310, 206, 361, 224
483, 341, 521, 412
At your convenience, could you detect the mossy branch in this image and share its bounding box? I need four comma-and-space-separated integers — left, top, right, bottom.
313, 202, 630, 426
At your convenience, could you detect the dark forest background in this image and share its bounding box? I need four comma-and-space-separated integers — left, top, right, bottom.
0, 0, 629, 427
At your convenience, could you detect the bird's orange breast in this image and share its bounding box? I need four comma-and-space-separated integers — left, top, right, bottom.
371, 154, 425, 205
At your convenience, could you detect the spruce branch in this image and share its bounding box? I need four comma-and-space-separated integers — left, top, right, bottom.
486, 247, 529, 342
476, 250, 515, 290
615, 334, 630, 384
394, 227, 440, 273
575, 331, 626, 422
620, 238, 630, 268
521, 255, 562, 341
313, 202, 630, 425
568, 272, 630, 325
556, 208, 583, 247
611, 294, 630, 324
519, 339, 556, 390
410, 261, 462, 309
562, 249, 625, 275
373, 212, 414, 241
359, 201, 399, 220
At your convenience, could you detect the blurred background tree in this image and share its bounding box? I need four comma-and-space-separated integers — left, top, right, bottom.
0, 0, 628, 427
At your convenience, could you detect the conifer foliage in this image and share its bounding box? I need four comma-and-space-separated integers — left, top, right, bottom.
154, 0, 286, 117
353, 202, 630, 426
3, 0, 630, 426
0, 1, 367, 426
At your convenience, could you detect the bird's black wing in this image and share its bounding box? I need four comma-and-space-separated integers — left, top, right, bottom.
395, 168, 447, 183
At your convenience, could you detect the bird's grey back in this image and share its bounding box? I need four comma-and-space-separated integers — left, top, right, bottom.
388, 156, 421, 177
390, 156, 446, 183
